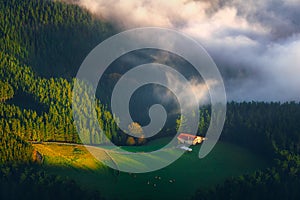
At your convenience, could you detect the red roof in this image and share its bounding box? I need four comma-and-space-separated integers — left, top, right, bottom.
177, 133, 197, 141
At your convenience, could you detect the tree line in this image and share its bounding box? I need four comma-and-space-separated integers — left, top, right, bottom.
0, 127, 104, 199
1, 0, 115, 78
192, 102, 300, 200
0, 51, 122, 144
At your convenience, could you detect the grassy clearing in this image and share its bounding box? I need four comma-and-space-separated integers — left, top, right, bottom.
33, 143, 105, 170
33, 139, 269, 200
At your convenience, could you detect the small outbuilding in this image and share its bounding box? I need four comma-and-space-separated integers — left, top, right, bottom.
179, 145, 193, 152
177, 133, 205, 145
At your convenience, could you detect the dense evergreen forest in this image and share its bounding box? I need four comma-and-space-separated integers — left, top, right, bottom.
0, 127, 104, 199
0, 0, 122, 145
0, 0, 110, 199
1, 0, 300, 199
193, 102, 300, 200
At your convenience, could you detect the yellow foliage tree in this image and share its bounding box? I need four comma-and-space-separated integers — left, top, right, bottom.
126, 136, 136, 146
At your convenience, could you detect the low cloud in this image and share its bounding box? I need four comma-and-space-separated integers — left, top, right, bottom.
164, 71, 211, 106
65, 0, 300, 102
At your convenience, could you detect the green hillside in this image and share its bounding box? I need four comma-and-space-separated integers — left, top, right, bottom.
1, 0, 115, 78
32, 139, 268, 200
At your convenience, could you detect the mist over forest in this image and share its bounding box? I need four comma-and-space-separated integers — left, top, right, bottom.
64, 0, 300, 102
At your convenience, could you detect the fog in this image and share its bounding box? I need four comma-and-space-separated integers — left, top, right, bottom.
65, 0, 300, 102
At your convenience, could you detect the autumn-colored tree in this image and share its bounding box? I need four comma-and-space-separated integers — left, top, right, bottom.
137, 136, 146, 145
126, 136, 136, 146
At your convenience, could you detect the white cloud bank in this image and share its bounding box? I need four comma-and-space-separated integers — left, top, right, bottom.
65, 0, 300, 102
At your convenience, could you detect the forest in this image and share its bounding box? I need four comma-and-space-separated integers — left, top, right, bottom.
0, 0, 300, 199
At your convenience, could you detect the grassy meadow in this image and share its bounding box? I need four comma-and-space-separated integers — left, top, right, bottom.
33, 138, 269, 200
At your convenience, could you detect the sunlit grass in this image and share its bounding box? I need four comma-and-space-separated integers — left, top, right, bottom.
33, 143, 106, 170
33, 139, 270, 200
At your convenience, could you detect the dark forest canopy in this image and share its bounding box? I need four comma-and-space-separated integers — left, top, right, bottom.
1, 0, 115, 78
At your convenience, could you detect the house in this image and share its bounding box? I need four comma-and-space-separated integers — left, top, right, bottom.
177, 133, 205, 145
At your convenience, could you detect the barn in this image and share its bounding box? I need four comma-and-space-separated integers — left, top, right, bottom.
177, 133, 205, 145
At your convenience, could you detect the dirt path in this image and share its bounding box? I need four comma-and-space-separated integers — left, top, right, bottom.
102, 150, 120, 176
